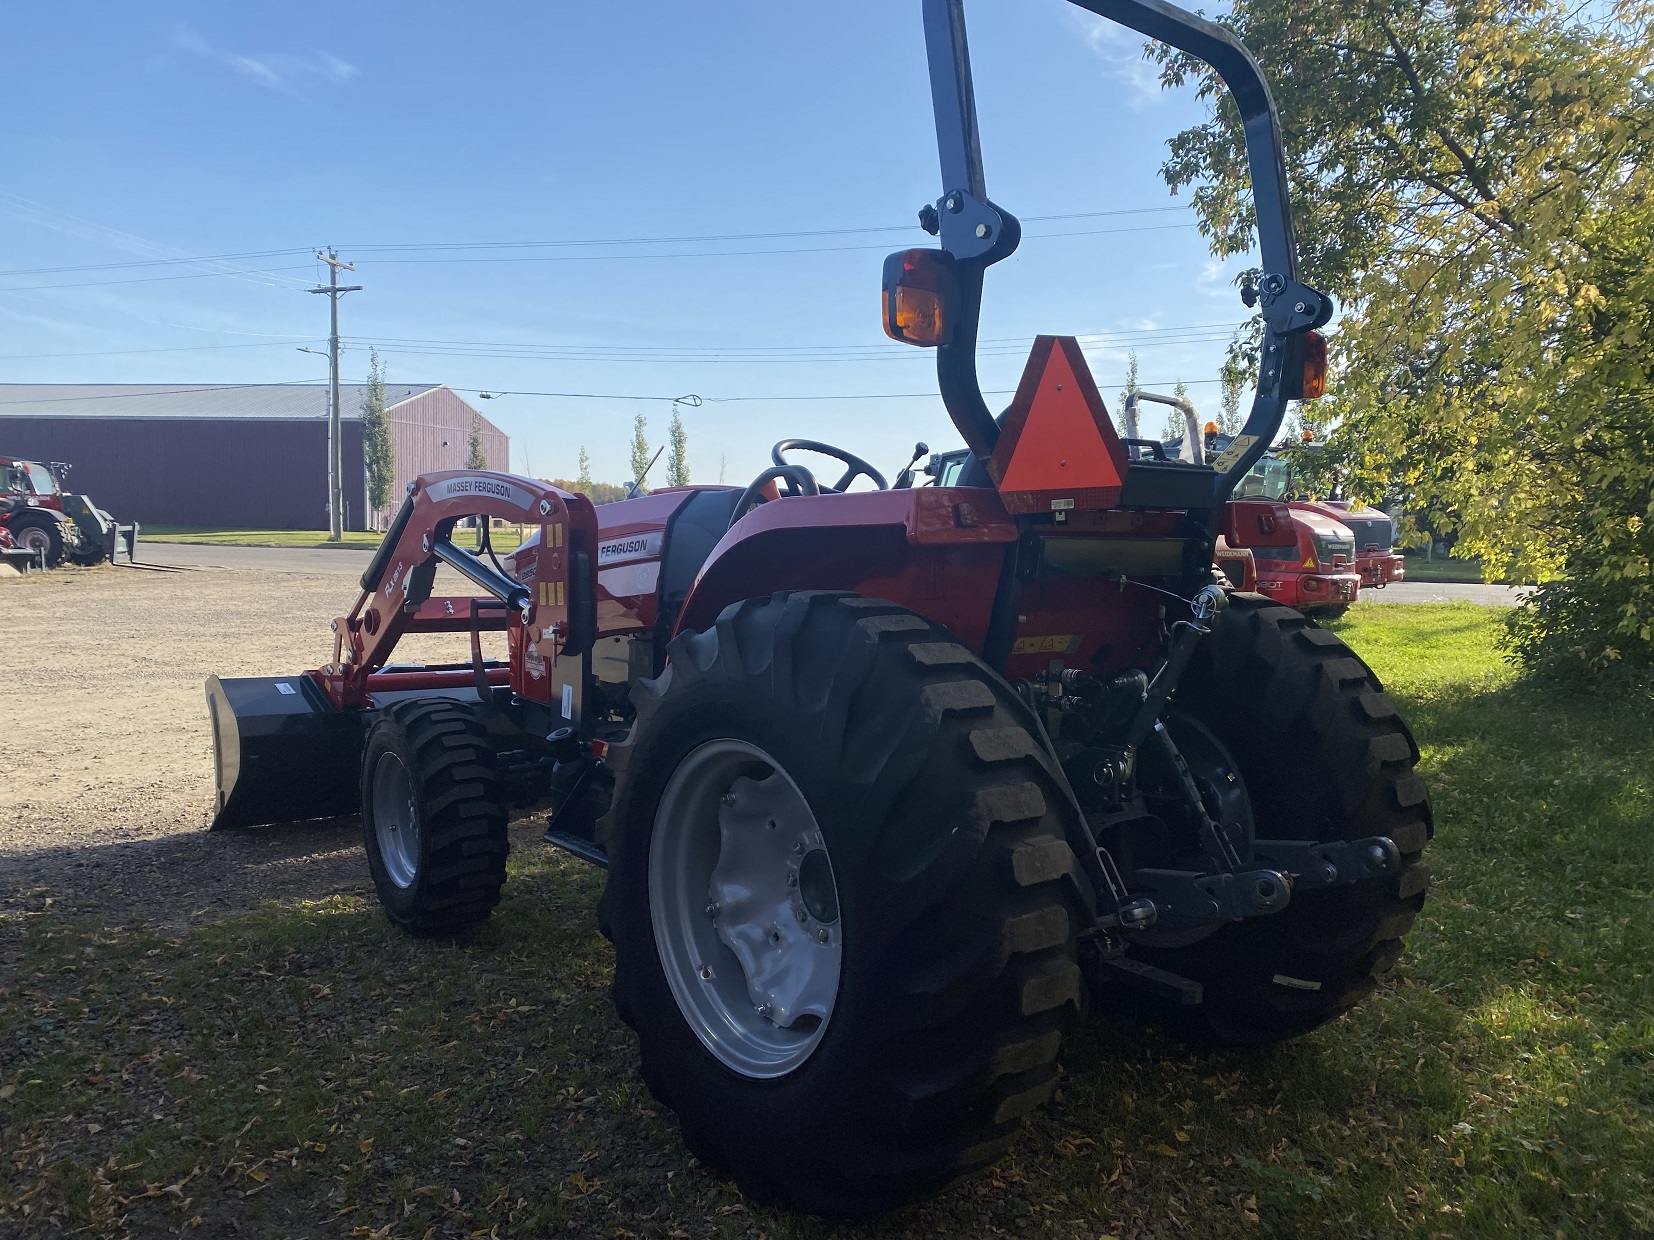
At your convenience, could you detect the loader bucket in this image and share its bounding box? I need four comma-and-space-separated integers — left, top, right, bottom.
206, 674, 363, 829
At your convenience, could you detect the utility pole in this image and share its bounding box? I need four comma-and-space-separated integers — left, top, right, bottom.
310, 249, 362, 541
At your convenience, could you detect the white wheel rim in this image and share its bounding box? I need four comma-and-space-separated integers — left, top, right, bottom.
370, 750, 420, 889
649, 739, 843, 1079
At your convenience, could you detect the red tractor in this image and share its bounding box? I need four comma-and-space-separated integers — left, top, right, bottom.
206, 0, 1431, 1216
1, 455, 137, 567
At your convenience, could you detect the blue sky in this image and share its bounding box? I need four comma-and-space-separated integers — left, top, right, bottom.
1, 1, 1259, 488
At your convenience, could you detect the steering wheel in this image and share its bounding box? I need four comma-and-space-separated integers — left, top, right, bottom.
729, 464, 820, 529
770, 439, 888, 493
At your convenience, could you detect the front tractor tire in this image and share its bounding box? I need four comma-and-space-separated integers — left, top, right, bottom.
596, 592, 1089, 1216
9, 513, 65, 567
360, 698, 509, 936
1131, 595, 1433, 1045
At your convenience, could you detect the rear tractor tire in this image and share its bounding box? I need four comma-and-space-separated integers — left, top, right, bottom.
596, 592, 1090, 1216
360, 698, 509, 935
1128, 595, 1432, 1045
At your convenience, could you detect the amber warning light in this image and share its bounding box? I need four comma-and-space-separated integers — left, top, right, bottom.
1299, 329, 1328, 400
881, 249, 959, 347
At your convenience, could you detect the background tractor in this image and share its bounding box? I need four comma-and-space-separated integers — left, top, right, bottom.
0, 455, 139, 567
204, 0, 1431, 1216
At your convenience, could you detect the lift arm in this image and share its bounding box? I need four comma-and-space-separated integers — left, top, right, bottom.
314, 470, 598, 713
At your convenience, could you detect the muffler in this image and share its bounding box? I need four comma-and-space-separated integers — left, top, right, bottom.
205, 674, 363, 829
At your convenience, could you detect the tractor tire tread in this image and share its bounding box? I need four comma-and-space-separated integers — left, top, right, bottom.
362, 698, 509, 935
1125, 593, 1432, 1046
596, 591, 1087, 1215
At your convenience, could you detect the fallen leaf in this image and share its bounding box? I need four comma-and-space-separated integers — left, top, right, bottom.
1151, 1143, 1182, 1157
247, 1169, 268, 1184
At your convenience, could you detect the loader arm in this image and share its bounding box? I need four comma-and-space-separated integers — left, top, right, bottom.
316, 470, 599, 715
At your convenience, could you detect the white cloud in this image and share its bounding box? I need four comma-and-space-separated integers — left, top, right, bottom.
1062, 10, 1163, 109
172, 25, 358, 95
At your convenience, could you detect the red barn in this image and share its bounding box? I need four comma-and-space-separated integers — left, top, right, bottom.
0, 383, 509, 530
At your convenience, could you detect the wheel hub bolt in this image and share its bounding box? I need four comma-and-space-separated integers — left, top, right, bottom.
720, 793, 737, 807
795, 904, 808, 924
706, 902, 720, 919
698, 965, 714, 981
816, 928, 830, 945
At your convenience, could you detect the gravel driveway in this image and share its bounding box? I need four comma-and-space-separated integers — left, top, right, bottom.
0, 562, 475, 929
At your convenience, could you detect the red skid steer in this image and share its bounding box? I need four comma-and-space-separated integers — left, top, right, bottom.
205, 0, 1432, 1216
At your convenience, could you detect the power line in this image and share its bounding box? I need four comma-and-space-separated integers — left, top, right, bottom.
0, 205, 1194, 280
340, 206, 1191, 254
342, 319, 1245, 359
0, 340, 323, 361
351, 223, 1194, 266
0, 266, 315, 293
0, 249, 315, 278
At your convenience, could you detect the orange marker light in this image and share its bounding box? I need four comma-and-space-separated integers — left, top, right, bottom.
1203, 421, 1219, 436
1300, 329, 1328, 400
881, 249, 959, 347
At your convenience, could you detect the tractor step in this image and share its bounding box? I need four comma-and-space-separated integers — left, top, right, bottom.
1095, 955, 1204, 1005
543, 828, 608, 868
206, 674, 362, 829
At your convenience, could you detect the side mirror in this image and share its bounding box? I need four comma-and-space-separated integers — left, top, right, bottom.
881, 249, 959, 348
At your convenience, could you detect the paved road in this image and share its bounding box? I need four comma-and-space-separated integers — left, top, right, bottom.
143, 543, 1528, 605
143, 542, 374, 574
1362, 580, 1528, 606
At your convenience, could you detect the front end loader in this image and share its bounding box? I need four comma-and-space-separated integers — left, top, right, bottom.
205, 0, 1431, 1216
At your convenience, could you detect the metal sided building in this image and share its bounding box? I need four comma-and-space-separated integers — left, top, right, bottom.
0, 383, 509, 530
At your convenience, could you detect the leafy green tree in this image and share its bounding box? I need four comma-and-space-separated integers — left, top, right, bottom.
467, 415, 488, 470
667, 409, 690, 487
1155, 0, 1654, 671
359, 350, 395, 527
1115, 350, 1141, 437
629, 414, 652, 493
550, 476, 629, 505
577, 446, 593, 493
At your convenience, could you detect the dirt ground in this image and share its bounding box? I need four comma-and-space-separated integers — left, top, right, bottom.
0, 562, 480, 929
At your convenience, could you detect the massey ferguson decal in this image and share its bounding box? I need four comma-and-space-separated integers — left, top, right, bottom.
433, 475, 535, 511
597, 530, 663, 566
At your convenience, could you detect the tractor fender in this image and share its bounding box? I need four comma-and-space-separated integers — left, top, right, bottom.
673, 488, 1015, 655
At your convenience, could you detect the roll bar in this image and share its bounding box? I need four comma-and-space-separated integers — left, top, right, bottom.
920, 0, 1331, 501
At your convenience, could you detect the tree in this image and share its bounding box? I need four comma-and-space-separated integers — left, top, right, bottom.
1115, 351, 1142, 438
577, 446, 593, 493
1161, 378, 1192, 442
1155, 0, 1654, 671
550, 476, 629, 505
467, 415, 488, 470
359, 350, 395, 527
629, 414, 652, 493
667, 408, 690, 487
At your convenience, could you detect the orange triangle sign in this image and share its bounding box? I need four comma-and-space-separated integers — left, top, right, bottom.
993, 337, 1125, 496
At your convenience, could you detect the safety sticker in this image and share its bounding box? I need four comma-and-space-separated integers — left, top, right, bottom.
561, 683, 574, 720
274, 682, 296, 695
1210, 433, 1260, 474
524, 644, 546, 680
1011, 634, 1084, 655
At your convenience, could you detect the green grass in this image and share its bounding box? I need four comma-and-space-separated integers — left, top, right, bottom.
3, 604, 1652, 1237
142, 526, 528, 552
